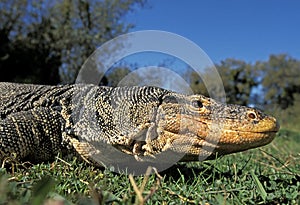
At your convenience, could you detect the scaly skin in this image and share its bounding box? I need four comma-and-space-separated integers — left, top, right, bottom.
110, 91, 279, 162
146, 94, 279, 161
0, 83, 279, 167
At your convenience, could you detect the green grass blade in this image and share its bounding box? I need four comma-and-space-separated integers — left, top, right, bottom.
250, 170, 267, 202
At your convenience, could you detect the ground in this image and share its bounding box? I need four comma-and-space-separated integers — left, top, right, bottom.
0, 129, 299, 205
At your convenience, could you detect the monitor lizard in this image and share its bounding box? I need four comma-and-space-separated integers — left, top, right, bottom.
0, 82, 279, 167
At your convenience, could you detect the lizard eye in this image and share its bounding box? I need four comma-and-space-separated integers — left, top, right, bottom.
191, 100, 203, 109
247, 111, 257, 119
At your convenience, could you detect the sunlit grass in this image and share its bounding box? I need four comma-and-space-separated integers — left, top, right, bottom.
0, 129, 299, 204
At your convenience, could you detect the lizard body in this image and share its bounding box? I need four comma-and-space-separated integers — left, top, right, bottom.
0, 82, 279, 167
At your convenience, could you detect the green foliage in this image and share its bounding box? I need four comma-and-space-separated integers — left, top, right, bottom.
188, 54, 300, 106
0, 0, 146, 84
217, 59, 258, 105
187, 59, 258, 105
105, 66, 141, 87
257, 54, 300, 109
0, 130, 299, 204
269, 94, 300, 132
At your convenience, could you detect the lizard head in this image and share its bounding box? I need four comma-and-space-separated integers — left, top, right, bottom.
152, 92, 280, 161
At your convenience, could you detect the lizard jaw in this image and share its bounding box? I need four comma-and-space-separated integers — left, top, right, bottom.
211, 130, 277, 154
157, 113, 279, 160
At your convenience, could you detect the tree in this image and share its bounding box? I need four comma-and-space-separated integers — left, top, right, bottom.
105, 66, 141, 87
0, 0, 146, 84
187, 59, 258, 105
217, 59, 259, 105
256, 54, 300, 110
0, 18, 61, 84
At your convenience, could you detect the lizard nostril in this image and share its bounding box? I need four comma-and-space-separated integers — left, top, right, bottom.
247, 112, 257, 119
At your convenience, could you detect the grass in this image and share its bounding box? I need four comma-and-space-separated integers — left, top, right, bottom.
0, 129, 299, 205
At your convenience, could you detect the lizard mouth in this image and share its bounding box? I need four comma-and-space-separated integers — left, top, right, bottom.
174, 115, 279, 159
189, 114, 280, 143
195, 125, 278, 148
178, 129, 278, 161
214, 129, 277, 151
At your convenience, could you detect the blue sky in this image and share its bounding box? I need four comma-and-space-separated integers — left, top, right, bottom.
126, 0, 300, 64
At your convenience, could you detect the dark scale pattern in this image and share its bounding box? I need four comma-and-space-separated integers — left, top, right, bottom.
0, 108, 63, 162
0, 82, 77, 162
73, 86, 168, 146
